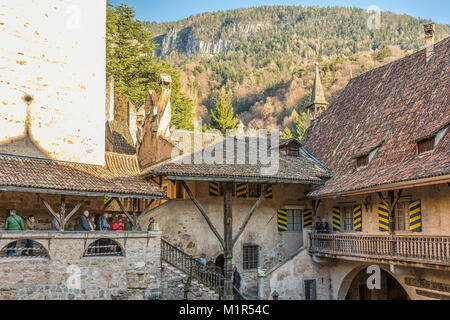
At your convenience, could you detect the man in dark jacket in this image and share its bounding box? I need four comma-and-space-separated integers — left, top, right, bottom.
232, 266, 242, 300
76, 210, 91, 231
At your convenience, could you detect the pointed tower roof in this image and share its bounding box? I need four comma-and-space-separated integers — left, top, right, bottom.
307, 62, 328, 108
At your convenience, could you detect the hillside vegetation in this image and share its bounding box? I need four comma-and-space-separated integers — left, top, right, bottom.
142, 6, 449, 133
112, 5, 447, 135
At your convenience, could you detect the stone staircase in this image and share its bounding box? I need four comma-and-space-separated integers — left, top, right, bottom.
242, 283, 258, 300
160, 239, 221, 300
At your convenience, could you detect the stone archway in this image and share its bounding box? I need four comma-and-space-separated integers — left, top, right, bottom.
338, 265, 409, 300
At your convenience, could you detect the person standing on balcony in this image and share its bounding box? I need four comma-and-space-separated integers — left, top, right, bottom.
315, 216, 324, 233
97, 213, 111, 231
4, 209, 24, 256
321, 218, 330, 234
22, 215, 36, 256
112, 215, 125, 231
88, 216, 96, 231
51, 218, 60, 231
76, 210, 91, 231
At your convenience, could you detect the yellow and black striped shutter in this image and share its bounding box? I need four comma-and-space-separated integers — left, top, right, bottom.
278, 209, 288, 232
409, 200, 422, 232
353, 205, 362, 232
332, 207, 341, 231
378, 204, 390, 232
209, 182, 220, 196
264, 184, 273, 199
236, 183, 248, 198
303, 209, 312, 229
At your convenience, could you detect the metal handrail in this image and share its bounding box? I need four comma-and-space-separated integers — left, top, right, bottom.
161, 239, 221, 292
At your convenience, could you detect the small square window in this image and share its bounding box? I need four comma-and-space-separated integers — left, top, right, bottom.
356, 155, 369, 168
248, 183, 262, 198
418, 137, 435, 154
243, 245, 259, 270
286, 210, 302, 232
304, 279, 317, 300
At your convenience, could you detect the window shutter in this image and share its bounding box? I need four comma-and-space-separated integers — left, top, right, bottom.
409, 200, 422, 232
209, 182, 220, 196
277, 209, 288, 232
332, 207, 341, 231
236, 183, 248, 198
303, 209, 312, 229
353, 205, 362, 232
378, 204, 390, 232
264, 184, 273, 199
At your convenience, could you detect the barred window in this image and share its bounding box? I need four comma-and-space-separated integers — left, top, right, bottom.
243, 245, 259, 270
248, 183, 262, 198
304, 279, 317, 300
83, 239, 123, 257
286, 210, 302, 232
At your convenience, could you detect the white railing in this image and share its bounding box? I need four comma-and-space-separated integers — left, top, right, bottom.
309, 233, 449, 267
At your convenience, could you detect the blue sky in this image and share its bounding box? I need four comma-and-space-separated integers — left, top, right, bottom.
108, 0, 449, 24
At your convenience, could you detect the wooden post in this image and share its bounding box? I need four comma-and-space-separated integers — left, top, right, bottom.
223, 182, 234, 301
181, 181, 225, 248
60, 195, 66, 230
132, 198, 138, 231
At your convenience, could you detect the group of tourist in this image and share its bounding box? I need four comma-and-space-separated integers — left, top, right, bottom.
3, 208, 157, 256
73, 210, 135, 232
315, 216, 330, 233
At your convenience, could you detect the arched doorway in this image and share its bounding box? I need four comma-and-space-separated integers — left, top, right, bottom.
215, 254, 224, 271
345, 268, 408, 300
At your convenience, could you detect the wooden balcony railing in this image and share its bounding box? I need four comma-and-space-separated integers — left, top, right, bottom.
309, 233, 450, 267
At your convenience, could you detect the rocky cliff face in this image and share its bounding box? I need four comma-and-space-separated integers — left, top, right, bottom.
154, 23, 269, 57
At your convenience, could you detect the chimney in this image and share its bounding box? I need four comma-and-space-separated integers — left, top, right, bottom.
105, 75, 114, 122
424, 23, 435, 63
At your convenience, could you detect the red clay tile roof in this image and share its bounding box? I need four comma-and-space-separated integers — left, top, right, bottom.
147, 136, 331, 184
0, 152, 165, 199
302, 37, 450, 197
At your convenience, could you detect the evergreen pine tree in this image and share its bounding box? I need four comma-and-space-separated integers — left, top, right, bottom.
210, 91, 237, 134
293, 112, 308, 140
281, 127, 294, 139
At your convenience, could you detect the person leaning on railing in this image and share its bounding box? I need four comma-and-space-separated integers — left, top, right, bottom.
4, 209, 25, 256
22, 215, 36, 256
97, 213, 111, 231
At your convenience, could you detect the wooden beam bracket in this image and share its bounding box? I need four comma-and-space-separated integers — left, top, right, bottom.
181, 181, 225, 249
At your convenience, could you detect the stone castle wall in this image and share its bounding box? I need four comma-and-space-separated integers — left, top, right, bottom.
0, 231, 162, 300
0, 0, 106, 165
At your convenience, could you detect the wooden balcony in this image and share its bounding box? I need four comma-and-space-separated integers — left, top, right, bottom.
309, 233, 450, 269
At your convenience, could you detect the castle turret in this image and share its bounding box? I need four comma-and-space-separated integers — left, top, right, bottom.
306, 62, 328, 126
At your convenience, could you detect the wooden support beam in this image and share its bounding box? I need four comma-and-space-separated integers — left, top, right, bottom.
63, 199, 85, 230
378, 189, 403, 235
39, 196, 61, 225
104, 197, 116, 209
181, 181, 225, 249
136, 199, 155, 225
39, 195, 84, 231
223, 182, 234, 300
232, 190, 266, 246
